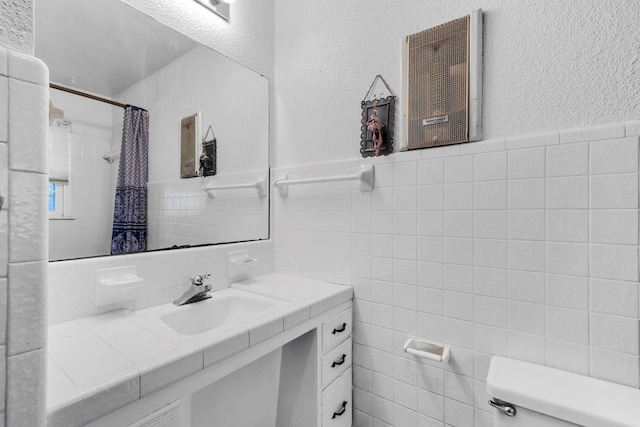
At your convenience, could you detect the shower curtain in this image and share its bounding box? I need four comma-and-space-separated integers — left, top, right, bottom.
111, 106, 149, 255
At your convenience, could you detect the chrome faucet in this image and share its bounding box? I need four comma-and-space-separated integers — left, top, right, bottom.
173, 273, 212, 306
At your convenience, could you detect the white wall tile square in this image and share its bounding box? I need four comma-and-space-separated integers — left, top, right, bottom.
475, 296, 507, 328
444, 183, 473, 210
8, 171, 47, 263
509, 210, 545, 241
375, 164, 393, 187
507, 331, 545, 365
508, 271, 545, 304
590, 313, 639, 355
590, 348, 640, 388
417, 159, 444, 185
546, 143, 589, 177
475, 210, 507, 239
546, 307, 589, 344
474, 267, 507, 298
508, 240, 545, 272
474, 152, 507, 181
590, 137, 639, 175
393, 235, 416, 260
590, 278, 638, 318
590, 244, 639, 282
547, 274, 588, 310
417, 288, 443, 315
394, 162, 417, 187
546, 210, 588, 243
474, 181, 507, 210
444, 238, 474, 266
508, 147, 545, 179
590, 210, 638, 245
444, 291, 474, 322
445, 155, 474, 183
393, 186, 417, 211
508, 301, 545, 336
547, 176, 589, 209
508, 179, 545, 209
418, 185, 443, 211
417, 262, 443, 289
417, 211, 443, 237
444, 211, 474, 237
8, 79, 47, 174
546, 242, 589, 276
590, 174, 638, 209
474, 239, 507, 269
444, 264, 474, 293
393, 211, 417, 235
546, 338, 589, 376
417, 237, 443, 263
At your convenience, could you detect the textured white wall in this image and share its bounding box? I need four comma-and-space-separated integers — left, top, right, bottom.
0, 0, 34, 54
123, 0, 275, 79
273, 0, 640, 167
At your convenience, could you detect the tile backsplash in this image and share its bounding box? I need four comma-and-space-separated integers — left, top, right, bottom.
48, 240, 273, 325
273, 121, 640, 426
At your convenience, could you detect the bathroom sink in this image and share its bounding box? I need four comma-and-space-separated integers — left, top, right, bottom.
157, 289, 284, 336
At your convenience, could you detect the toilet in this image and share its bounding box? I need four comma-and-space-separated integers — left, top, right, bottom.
487, 356, 640, 427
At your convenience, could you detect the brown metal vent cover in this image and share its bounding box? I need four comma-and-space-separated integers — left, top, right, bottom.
406, 15, 471, 149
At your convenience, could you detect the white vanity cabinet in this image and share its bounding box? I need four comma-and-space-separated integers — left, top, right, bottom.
319, 308, 353, 427
57, 276, 354, 427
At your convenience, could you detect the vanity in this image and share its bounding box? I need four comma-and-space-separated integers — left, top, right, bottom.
47, 273, 353, 427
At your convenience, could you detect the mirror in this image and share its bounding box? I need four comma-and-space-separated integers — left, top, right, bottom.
35, 0, 270, 261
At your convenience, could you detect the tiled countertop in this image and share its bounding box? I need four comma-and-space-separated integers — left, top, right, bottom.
46, 273, 352, 427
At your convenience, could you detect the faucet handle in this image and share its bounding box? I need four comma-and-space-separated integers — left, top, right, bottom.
190, 273, 211, 285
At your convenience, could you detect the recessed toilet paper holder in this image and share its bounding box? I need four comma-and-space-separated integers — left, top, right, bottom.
403, 338, 451, 363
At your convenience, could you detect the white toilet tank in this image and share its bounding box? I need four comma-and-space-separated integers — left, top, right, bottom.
486, 357, 640, 427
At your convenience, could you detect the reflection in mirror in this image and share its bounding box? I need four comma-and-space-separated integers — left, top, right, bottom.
36, 0, 269, 261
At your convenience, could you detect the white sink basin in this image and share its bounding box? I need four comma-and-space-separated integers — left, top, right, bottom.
156, 288, 285, 336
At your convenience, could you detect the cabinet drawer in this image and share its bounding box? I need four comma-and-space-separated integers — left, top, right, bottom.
322, 338, 351, 388
322, 309, 352, 354
321, 368, 352, 427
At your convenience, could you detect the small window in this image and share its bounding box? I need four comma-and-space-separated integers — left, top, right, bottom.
48, 120, 73, 218
48, 181, 72, 218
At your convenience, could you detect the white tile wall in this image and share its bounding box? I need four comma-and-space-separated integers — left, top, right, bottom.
48, 240, 273, 324
2, 47, 48, 427
273, 124, 640, 425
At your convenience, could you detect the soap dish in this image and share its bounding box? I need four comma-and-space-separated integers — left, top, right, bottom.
96, 265, 144, 306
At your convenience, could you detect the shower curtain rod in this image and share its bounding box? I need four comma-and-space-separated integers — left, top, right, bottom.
49, 83, 146, 111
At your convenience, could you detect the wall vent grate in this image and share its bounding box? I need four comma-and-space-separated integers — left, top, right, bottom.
406, 15, 471, 149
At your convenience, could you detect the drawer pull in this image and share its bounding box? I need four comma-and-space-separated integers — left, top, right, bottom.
332, 323, 347, 334
331, 401, 348, 419
331, 354, 347, 368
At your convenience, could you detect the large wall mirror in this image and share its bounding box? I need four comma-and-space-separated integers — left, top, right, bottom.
36, 0, 270, 261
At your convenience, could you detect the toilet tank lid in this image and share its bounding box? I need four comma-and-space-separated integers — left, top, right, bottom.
486, 357, 640, 427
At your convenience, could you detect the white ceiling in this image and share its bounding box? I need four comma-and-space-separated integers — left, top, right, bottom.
35, 0, 198, 97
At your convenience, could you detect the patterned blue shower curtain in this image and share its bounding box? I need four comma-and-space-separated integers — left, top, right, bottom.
111, 106, 149, 254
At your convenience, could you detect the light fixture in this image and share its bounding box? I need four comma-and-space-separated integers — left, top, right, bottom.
193, 0, 233, 21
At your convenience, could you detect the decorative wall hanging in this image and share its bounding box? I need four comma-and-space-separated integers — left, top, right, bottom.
360, 74, 396, 158
180, 112, 201, 178
402, 9, 483, 150
199, 125, 217, 177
